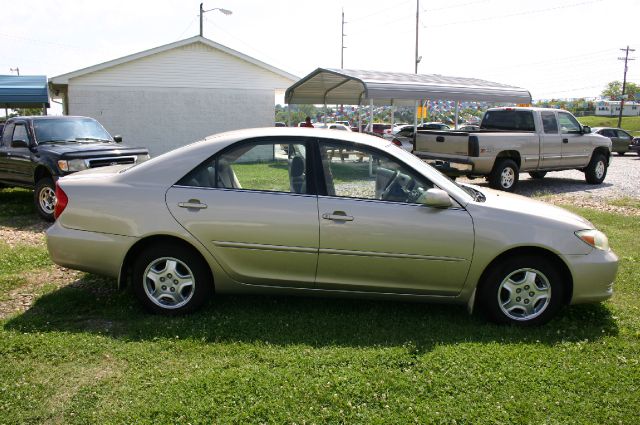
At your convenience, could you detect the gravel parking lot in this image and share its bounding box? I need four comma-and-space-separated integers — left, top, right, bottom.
460, 154, 640, 201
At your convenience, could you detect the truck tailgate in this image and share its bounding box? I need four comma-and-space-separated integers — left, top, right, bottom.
414, 131, 471, 156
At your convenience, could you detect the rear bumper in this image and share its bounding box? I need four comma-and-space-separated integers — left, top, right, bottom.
46, 221, 135, 278
413, 151, 494, 175
563, 249, 618, 304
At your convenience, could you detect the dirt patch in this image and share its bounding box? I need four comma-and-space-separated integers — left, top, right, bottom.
0, 222, 49, 248
0, 266, 82, 319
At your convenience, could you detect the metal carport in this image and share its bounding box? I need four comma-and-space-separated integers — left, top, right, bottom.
0, 75, 50, 115
285, 68, 532, 129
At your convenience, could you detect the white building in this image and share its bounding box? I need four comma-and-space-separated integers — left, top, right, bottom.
49, 36, 297, 154
595, 100, 640, 117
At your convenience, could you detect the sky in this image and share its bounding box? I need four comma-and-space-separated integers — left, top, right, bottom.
2, 0, 639, 110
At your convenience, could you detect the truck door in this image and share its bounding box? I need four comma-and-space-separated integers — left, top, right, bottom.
5, 121, 35, 185
539, 111, 562, 168
558, 112, 591, 167
0, 122, 15, 182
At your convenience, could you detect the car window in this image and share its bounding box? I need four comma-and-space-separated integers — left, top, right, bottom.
541, 111, 558, 134
615, 129, 632, 140
12, 124, 28, 144
557, 112, 582, 134
319, 141, 433, 203
178, 140, 308, 194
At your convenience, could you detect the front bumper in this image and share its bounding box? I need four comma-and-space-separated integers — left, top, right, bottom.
46, 221, 136, 278
563, 248, 618, 304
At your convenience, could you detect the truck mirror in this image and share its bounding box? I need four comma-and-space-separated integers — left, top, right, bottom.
11, 139, 29, 148
582, 126, 591, 134
113, 135, 123, 143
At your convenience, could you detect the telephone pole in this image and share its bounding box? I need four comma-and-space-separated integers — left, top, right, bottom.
341, 9, 347, 69
9, 67, 20, 76
617, 45, 635, 128
414, 0, 420, 74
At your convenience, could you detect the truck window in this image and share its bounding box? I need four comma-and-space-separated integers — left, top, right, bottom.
12, 124, 29, 144
557, 112, 582, 134
541, 112, 558, 134
481, 110, 535, 131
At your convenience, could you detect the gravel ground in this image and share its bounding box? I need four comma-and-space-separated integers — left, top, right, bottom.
459, 154, 640, 205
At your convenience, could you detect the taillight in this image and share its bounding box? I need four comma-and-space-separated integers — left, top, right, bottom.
392, 138, 402, 147
54, 183, 68, 219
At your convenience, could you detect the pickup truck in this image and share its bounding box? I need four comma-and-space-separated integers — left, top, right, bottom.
0, 115, 149, 221
411, 107, 612, 191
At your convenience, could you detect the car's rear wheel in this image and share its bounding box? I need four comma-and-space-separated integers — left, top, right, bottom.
528, 171, 547, 179
584, 153, 608, 184
479, 256, 564, 326
34, 177, 56, 222
132, 244, 212, 315
489, 159, 519, 191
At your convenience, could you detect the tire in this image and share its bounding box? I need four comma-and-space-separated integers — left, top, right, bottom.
132, 243, 213, 315
479, 255, 564, 326
584, 153, 608, 184
528, 171, 547, 179
34, 177, 56, 222
617, 151, 625, 156
488, 159, 519, 191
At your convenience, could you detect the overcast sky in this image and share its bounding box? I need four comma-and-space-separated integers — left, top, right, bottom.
2, 0, 639, 104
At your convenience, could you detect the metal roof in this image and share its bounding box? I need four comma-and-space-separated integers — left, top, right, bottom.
0, 75, 50, 108
285, 68, 531, 105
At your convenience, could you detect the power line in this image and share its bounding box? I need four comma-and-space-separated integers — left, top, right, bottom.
424, 0, 491, 12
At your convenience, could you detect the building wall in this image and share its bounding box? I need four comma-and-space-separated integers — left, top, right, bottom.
68, 85, 274, 155
595, 101, 640, 117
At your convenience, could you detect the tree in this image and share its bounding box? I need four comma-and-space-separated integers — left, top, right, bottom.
601, 81, 639, 100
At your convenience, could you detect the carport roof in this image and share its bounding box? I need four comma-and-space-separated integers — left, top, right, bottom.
285, 68, 531, 105
0, 75, 49, 108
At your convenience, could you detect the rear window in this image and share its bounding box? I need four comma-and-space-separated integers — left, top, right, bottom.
481, 110, 535, 131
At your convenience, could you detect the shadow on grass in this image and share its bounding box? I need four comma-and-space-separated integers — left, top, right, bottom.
4, 274, 618, 353
0, 188, 43, 229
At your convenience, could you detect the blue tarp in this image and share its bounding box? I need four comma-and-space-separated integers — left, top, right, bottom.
0, 75, 49, 108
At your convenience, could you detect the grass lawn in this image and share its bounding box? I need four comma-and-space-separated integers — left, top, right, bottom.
578, 115, 640, 135
0, 188, 639, 423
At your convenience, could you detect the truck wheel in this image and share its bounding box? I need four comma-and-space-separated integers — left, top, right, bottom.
34, 177, 56, 222
489, 159, 519, 191
584, 153, 607, 184
529, 171, 547, 179
479, 255, 564, 326
617, 151, 625, 156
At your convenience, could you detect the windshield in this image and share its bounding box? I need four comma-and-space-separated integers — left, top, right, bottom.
33, 118, 113, 143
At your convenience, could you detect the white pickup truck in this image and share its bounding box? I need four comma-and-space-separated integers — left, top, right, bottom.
411, 107, 612, 191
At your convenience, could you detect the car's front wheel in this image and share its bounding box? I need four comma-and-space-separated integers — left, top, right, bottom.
479, 256, 564, 326
132, 244, 213, 315
34, 177, 56, 222
584, 153, 608, 184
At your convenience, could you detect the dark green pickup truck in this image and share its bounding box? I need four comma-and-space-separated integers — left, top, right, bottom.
0, 115, 149, 221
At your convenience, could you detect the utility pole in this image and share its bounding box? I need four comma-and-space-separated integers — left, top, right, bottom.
617, 45, 635, 128
414, 0, 421, 74
341, 9, 347, 69
199, 3, 232, 37
10, 67, 20, 76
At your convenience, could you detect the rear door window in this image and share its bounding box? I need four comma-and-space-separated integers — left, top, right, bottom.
540, 112, 558, 134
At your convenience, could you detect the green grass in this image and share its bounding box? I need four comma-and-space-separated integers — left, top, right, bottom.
578, 115, 640, 135
0, 193, 638, 423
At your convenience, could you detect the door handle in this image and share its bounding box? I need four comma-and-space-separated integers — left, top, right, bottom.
178, 200, 208, 209
322, 212, 354, 221
562, 138, 568, 143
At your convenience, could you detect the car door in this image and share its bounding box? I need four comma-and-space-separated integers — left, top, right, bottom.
557, 111, 591, 167
0, 122, 15, 182
613, 129, 633, 153
315, 140, 474, 296
3, 121, 34, 185
539, 111, 562, 168
166, 137, 319, 288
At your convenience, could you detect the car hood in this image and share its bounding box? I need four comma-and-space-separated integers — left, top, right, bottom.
36, 142, 148, 157
464, 184, 594, 230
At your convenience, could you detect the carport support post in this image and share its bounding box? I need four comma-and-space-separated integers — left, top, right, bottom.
413, 100, 419, 132
324, 103, 327, 124
287, 103, 291, 127
454, 101, 459, 129
369, 98, 374, 131
390, 101, 395, 128
357, 105, 361, 132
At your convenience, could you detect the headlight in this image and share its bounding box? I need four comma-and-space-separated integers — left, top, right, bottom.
575, 229, 610, 251
57, 159, 88, 172
136, 154, 151, 163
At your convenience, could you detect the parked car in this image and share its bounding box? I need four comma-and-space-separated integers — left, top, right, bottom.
47, 128, 618, 325
630, 137, 640, 156
364, 123, 392, 134
591, 127, 632, 155
0, 115, 149, 220
274, 122, 286, 127
458, 124, 480, 131
413, 107, 612, 191
418, 122, 451, 130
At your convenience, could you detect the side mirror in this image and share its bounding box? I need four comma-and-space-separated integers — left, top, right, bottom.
113, 135, 123, 143
582, 125, 591, 134
11, 139, 29, 148
419, 188, 452, 208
